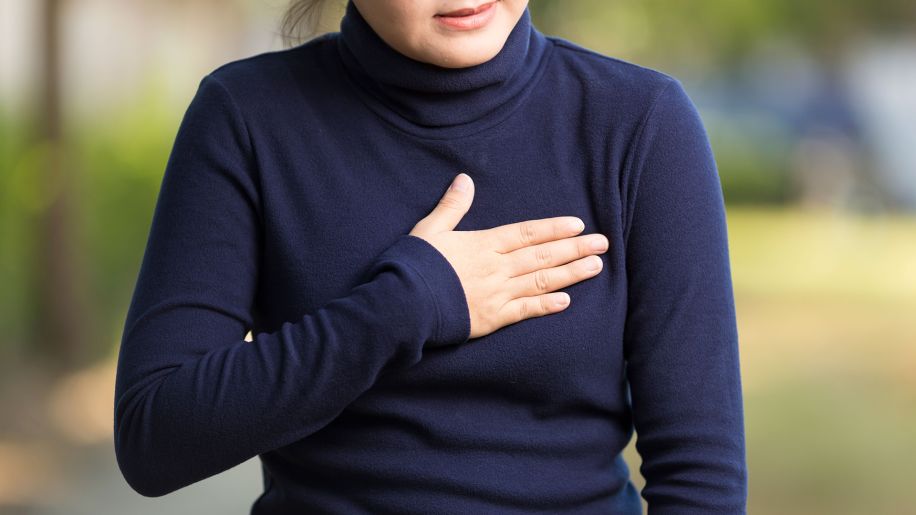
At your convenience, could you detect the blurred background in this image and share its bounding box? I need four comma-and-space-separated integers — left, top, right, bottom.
1, 0, 914, 513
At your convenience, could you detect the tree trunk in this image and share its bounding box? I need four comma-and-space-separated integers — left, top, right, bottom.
32, 0, 91, 372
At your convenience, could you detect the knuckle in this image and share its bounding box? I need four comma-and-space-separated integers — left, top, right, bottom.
537, 295, 550, 315
438, 194, 464, 211
534, 244, 552, 266
479, 257, 500, 279
518, 222, 536, 246
470, 231, 489, 252
533, 269, 551, 293
493, 256, 510, 278
576, 237, 589, 259
483, 231, 504, 255
517, 298, 532, 320
552, 220, 564, 240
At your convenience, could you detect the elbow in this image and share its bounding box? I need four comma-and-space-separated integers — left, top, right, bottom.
114, 418, 176, 497
113, 390, 180, 498
116, 454, 173, 498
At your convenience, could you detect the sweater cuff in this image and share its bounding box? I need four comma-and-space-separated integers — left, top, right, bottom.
383, 234, 471, 347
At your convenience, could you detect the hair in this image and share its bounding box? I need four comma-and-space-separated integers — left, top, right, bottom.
279, 0, 336, 48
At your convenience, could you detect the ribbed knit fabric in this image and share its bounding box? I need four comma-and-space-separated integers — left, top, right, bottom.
114, 1, 748, 513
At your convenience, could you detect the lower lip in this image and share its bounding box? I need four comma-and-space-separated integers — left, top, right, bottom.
434, 1, 497, 31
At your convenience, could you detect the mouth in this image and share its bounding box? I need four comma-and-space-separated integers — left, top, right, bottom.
435, 1, 497, 18
433, 0, 498, 30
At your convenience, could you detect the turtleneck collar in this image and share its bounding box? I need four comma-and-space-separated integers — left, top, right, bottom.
336, 0, 552, 139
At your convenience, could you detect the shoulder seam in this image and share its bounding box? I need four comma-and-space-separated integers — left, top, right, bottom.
203, 73, 256, 159
621, 77, 678, 246
547, 37, 674, 78
207, 34, 335, 77
202, 73, 265, 229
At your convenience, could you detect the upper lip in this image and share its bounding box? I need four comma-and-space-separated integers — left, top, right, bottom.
436, 1, 495, 16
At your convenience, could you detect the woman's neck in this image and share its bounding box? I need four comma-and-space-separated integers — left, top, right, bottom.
335, 0, 552, 138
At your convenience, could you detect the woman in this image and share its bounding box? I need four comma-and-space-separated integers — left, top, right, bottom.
113, 0, 748, 513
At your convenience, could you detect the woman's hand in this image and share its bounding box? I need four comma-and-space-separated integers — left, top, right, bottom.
410, 172, 609, 340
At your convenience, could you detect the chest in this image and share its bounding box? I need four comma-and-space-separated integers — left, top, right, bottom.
251, 110, 631, 408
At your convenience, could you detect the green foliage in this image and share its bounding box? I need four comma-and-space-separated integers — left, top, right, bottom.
0, 108, 39, 356
0, 75, 187, 357
69, 75, 186, 355
530, 0, 916, 68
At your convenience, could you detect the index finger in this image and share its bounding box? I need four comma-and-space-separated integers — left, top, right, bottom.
488, 216, 585, 254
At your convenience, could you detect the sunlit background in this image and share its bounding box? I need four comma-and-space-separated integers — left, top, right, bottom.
1, 0, 915, 513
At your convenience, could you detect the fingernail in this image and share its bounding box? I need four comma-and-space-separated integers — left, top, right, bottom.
554, 293, 569, 306
450, 173, 469, 192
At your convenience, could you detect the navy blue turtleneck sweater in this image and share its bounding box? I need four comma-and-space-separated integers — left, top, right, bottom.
114, 2, 748, 513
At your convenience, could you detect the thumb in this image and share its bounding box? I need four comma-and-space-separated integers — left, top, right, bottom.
414, 173, 474, 235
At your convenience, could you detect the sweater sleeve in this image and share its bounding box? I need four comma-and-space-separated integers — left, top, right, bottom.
621, 78, 748, 513
113, 73, 471, 498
